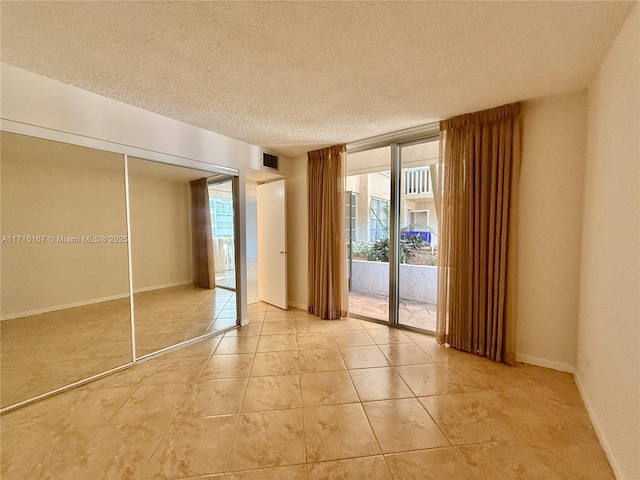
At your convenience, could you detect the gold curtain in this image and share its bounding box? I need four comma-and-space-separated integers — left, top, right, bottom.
436, 103, 521, 364
190, 178, 215, 289
307, 144, 348, 319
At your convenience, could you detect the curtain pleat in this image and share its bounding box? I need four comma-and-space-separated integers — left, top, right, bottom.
307, 145, 348, 320
190, 178, 215, 289
436, 103, 521, 363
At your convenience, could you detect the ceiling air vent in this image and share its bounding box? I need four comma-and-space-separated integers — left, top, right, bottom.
262, 152, 278, 170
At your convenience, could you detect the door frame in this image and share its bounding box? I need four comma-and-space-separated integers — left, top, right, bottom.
256, 179, 288, 310
346, 124, 440, 332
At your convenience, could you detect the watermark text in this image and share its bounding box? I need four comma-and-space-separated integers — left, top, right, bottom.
1, 235, 128, 244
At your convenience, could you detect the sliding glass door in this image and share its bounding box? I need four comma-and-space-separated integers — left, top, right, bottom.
397, 140, 439, 331
346, 146, 391, 322
346, 136, 439, 332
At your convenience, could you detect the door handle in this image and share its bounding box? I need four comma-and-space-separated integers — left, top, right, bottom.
278, 251, 287, 254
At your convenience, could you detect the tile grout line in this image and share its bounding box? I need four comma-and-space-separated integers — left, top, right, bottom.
3, 304, 610, 479
220, 305, 264, 475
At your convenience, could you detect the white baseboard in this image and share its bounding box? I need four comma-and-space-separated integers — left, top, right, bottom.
132, 281, 191, 294
1, 281, 191, 321
574, 373, 623, 479
288, 301, 307, 311
1, 293, 130, 321
515, 353, 576, 374
507, 354, 625, 476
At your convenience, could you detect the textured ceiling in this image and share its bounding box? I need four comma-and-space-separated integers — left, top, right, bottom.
1, 1, 634, 157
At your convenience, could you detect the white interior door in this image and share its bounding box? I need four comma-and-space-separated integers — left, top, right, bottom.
257, 179, 287, 309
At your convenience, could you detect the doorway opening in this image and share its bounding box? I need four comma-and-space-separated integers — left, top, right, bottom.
245, 169, 287, 309
257, 179, 288, 310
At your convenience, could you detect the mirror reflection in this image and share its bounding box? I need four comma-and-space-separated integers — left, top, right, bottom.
0, 132, 132, 408
127, 158, 237, 358
209, 177, 236, 290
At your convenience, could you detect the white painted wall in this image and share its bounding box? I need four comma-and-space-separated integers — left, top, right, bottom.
577, 5, 639, 479
0, 133, 130, 317
517, 90, 588, 372
128, 166, 192, 291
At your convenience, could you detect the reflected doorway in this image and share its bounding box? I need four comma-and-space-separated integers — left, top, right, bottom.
127, 161, 240, 359
208, 178, 236, 291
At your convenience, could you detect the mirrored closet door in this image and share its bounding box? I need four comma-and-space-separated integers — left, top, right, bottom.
127, 158, 238, 358
1, 132, 241, 411
1, 132, 133, 408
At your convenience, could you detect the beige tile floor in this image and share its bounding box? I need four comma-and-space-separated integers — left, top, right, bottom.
246, 256, 258, 305
1, 303, 613, 479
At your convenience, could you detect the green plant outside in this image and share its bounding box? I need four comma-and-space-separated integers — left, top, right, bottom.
351, 203, 437, 266
352, 236, 437, 266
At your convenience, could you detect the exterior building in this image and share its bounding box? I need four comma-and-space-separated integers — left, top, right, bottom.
346, 166, 438, 247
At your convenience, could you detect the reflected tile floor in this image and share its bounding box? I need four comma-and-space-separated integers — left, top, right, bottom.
216, 256, 258, 305
1, 285, 236, 408
1, 303, 614, 480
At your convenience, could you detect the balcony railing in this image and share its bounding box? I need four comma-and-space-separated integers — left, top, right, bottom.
405, 168, 431, 195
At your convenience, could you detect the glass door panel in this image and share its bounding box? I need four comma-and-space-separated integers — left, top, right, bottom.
397, 140, 439, 331
208, 178, 236, 290
1, 133, 132, 408
346, 146, 391, 322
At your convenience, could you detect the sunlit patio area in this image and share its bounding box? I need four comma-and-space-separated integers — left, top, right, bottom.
349, 292, 436, 332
